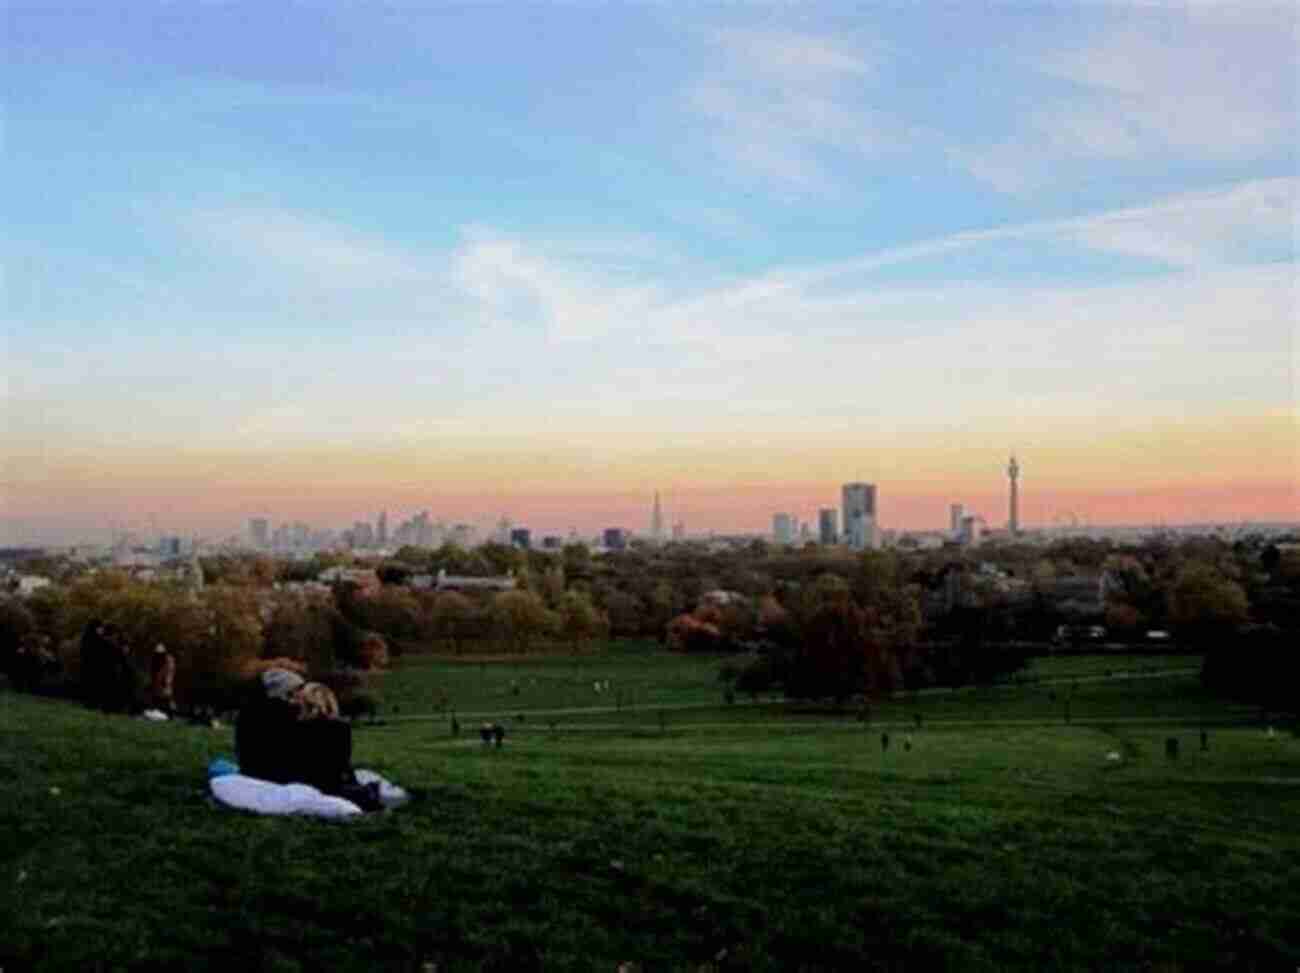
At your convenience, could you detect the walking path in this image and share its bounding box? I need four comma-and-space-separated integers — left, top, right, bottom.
378, 667, 1203, 724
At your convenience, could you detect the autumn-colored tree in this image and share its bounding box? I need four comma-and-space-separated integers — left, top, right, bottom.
666, 612, 724, 653
785, 593, 892, 703
426, 592, 476, 653
263, 592, 338, 671
491, 589, 555, 653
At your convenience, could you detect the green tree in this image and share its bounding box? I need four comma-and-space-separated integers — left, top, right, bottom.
558, 589, 606, 650
1167, 562, 1249, 644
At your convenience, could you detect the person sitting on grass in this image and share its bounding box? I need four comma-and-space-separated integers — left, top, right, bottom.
235, 668, 381, 812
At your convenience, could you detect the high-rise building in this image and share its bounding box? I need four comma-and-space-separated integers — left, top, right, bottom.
671, 521, 685, 542
773, 513, 795, 545
509, 527, 531, 550
949, 503, 965, 535
603, 528, 628, 551
414, 511, 435, 548
651, 491, 665, 544
249, 518, 270, 549
1007, 454, 1021, 534
818, 508, 838, 545
377, 510, 388, 547
841, 483, 878, 550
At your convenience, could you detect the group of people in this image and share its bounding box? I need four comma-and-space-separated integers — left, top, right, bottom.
235, 667, 383, 812
79, 619, 176, 716
73, 620, 381, 811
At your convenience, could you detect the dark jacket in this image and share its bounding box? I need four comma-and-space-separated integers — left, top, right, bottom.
235, 694, 355, 794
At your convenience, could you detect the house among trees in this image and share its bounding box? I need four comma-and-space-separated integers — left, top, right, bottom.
434, 568, 517, 593
317, 566, 381, 593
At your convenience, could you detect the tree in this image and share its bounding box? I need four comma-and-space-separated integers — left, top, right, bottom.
263, 593, 338, 671
1167, 562, 1249, 645
600, 589, 643, 638
558, 589, 606, 650
490, 590, 554, 653
428, 592, 476, 654
540, 564, 567, 608
784, 593, 892, 703
562, 543, 591, 575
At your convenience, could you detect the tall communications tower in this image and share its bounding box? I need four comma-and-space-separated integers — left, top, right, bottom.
1007, 454, 1020, 534
651, 490, 665, 544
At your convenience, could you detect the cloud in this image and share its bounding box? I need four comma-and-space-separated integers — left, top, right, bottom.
711, 27, 878, 82
683, 28, 904, 191
792, 177, 1297, 280
19, 179, 1288, 456
187, 207, 426, 288
961, 9, 1297, 191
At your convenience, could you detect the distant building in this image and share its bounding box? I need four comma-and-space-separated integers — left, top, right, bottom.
818, 508, 838, 545
772, 513, 795, 546
540, 535, 563, 550
317, 566, 381, 592
377, 510, 388, 547
509, 527, 531, 550
603, 528, 628, 551
959, 515, 983, 546
1007, 454, 1021, 534
434, 568, 516, 593
949, 503, 965, 535
842, 483, 879, 550
249, 518, 270, 549
671, 521, 686, 542
14, 575, 51, 597
157, 535, 182, 558
651, 491, 665, 544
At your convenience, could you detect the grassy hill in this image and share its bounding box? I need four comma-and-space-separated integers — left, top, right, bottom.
2, 648, 1297, 971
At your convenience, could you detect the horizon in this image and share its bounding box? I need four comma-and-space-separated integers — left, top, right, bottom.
4, 3, 1297, 545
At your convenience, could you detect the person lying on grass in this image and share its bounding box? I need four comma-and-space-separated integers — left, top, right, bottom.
235, 667, 382, 812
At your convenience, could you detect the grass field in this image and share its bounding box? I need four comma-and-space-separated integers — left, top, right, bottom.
2, 646, 1297, 971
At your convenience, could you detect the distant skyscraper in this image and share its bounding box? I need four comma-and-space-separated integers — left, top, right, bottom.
841, 483, 878, 550
1007, 454, 1021, 534
249, 518, 269, 549
509, 527, 531, 550
671, 521, 685, 542
651, 490, 665, 544
949, 503, 965, 535
772, 512, 795, 545
818, 508, 838, 545
603, 527, 627, 551
377, 510, 388, 547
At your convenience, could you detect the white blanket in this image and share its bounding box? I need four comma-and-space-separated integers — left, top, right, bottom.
210, 769, 409, 819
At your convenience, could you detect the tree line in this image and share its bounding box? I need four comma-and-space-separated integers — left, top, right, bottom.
2, 532, 1295, 712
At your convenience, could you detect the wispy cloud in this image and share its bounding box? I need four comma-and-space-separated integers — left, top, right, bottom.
960, 10, 1297, 192
23, 177, 1283, 454
683, 27, 903, 191
186, 207, 426, 287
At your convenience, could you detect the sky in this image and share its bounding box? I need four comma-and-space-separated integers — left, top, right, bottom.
3, 1, 1297, 543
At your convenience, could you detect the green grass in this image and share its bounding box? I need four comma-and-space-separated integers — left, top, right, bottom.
2, 650, 1297, 971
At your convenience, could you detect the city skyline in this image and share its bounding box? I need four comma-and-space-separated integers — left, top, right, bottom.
4, 4, 1296, 545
